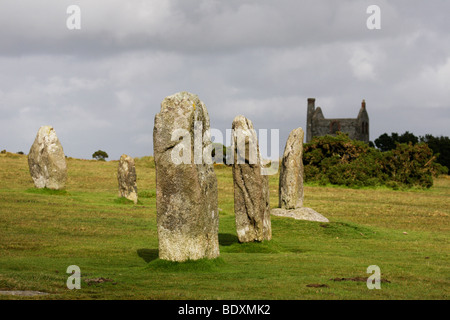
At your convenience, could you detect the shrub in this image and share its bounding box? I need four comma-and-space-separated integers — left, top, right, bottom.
381, 142, 442, 188
304, 133, 441, 189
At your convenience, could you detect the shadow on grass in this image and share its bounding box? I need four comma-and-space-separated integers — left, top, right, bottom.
146, 257, 225, 272
25, 188, 69, 196
219, 233, 283, 253
219, 233, 239, 246
137, 248, 159, 263
114, 197, 143, 205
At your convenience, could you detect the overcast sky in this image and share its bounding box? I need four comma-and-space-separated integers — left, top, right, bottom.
1, 0, 449, 160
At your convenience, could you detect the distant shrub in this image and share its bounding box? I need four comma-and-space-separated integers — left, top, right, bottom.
304, 133, 442, 189
381, 142, 444, 188
375, 132, 449, 172
211, 143, 232, 165
92, 150, 109, 161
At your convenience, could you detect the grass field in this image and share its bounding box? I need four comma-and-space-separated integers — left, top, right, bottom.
0, 152, 449, 300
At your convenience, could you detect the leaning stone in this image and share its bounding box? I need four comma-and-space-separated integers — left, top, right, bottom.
28, 126, 67, 190
117, 154, 138, 204
271, 207, 329, 223
153, 91, 219, 262
232, 115, 271, 243
279, 127, 305, 209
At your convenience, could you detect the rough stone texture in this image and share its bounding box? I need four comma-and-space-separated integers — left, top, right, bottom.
271, 126, 329, 223
153, 91, 219, 262
0, 290, 49, 297
279, 127, 305, 210
117, 154, 138, 204
232, 115, 272, 243
271, 207, 329, 223
28, 126, 67, 190
306, 98, 369, 143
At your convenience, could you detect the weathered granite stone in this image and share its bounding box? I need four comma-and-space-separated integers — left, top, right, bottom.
232, 115, 272, 242
153, 91, 219, 261
117, 154, 138, 204
271, 127, 329, 223
28, 126, 67, 190
279, 127, 304, 209
271, 207, 329, 222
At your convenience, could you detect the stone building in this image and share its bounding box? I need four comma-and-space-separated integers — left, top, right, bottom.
306, 98, 369, 143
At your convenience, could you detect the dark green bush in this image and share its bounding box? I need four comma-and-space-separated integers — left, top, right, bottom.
92, 150, 109, 161
304, 133, 442, 189
381, 142, 442, 188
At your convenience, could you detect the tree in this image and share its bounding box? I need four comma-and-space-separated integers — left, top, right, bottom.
375, 131, 419, 151
92, 150, 109, 161
398, 131, 419, 145
374, 133, 396, 152
420, 134, 450, 171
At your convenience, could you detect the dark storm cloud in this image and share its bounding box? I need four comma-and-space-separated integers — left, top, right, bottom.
0, 0, 449, 159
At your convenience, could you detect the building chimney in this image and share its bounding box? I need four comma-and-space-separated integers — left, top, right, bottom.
306, 98, 316, 143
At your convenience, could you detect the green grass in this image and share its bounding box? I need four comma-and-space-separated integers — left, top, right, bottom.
0, 153, 449, 299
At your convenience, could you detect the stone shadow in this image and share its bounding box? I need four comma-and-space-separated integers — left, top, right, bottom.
137, 248, 159, 263
218, 233, 239, 246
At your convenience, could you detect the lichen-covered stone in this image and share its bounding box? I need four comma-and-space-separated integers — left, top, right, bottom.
232, 115, 271, 243
271, 127, 328, 223
118, 154, 138, 204
28, 126, 67, 190
279, 127, 304, 209
153, 91, 219, 261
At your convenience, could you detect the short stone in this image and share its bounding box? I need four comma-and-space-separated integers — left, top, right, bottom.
28, 126, 67, 190
117, 154, 138, 204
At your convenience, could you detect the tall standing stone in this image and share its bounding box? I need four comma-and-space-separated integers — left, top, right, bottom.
118, 154, 138, 204
271, 127, 329, 223
28, 126, 67, 190
232, 115, 271, 243
279, 127, 304, 209
153, 91, 219, 262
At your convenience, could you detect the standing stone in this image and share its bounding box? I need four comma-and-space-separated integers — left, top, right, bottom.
279, 127, 304, 209
117, 154, 138, 204
271, 127, 329, 223
232, 115, 271, 243
28, 126, 67, 190
153, 91, 219, 262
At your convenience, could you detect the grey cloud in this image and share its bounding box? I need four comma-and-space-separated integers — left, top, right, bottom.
0, 0, 449, 160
